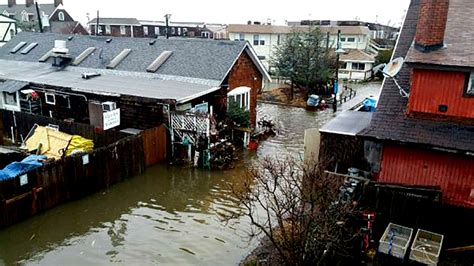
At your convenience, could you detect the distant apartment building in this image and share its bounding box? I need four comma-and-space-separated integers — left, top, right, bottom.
88, 18, 226, 39
227, 23, 374, 80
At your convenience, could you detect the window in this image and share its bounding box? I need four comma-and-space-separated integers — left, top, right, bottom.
347, 37, 356, 42
21, 10, 29, 22
352, 63, 365, 71
105, 25, 111, 34
341, 62, 348, 70
143, 26, 148, 36
277, 34, 281, 45
58, 11, 65, 21
154, 26, 160, 36
183, 28, 188, 35
177, 28, 181, 35
45, 93, 56, 105
253, 34, 260, 45
340, 37, 346, 42
3, 92, 18, 106
466, 72, 474, 96
171, 27, 175, 35
234, 33, 245, 41
120, 26, 126, 35
201, 31, 209, 38
228, 87, 251, 110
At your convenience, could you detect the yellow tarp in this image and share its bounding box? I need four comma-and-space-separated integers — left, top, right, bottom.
25, 126, 94, 159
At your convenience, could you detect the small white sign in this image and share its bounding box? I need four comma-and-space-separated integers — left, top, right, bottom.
103, 108, 121, 130
20, 174, 28, 186
82, 154, 90, 165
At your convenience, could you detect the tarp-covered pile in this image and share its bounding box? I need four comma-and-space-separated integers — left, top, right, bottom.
25, 126, 94, 159
0, 155, 47, 181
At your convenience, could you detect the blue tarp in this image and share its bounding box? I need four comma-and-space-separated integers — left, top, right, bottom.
362, 97, 377, 112
0, 155, 47, 181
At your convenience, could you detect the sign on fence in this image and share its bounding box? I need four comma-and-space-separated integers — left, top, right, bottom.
103, 109, 121, 130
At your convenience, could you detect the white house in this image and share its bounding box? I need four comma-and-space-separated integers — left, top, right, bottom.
227, 24, 374, 80
0, 14, 16, 47
339, 49, 375, 80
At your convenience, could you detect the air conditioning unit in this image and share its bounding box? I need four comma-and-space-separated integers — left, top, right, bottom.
102, 101, 117, 112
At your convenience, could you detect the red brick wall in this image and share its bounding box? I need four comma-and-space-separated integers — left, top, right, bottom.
415, 0, 449, 48
227, 50, 263, 127
379, 145, 474, 208
408, 69, 474, 119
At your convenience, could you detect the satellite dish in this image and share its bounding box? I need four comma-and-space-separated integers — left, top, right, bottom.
382, 57, 404, 78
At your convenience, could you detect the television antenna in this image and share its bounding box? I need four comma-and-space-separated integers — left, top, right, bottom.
373, 57, 409, 97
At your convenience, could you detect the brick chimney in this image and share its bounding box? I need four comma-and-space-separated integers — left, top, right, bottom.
415, 0, 450, 52
7, 0, 16, 8
26, 0, 34, 7
54, 0, 63, 7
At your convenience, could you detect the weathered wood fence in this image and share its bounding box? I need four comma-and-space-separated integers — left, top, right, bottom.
0, 111, 169, 228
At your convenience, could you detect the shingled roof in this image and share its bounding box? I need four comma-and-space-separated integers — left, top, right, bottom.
87, 18, 141, 26
0, 3, 56, 21
360, 0, 474, 153
0, 32, 270, 83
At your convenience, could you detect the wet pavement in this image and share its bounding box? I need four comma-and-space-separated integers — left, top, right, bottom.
0, 82, 381, 265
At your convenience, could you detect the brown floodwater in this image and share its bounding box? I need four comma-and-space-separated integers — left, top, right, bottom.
0, 102, 347, 265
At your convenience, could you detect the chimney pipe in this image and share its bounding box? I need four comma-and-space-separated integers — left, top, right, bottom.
7, 0, 15, 8
415, 0, 450, 53
54, 0, 63, 7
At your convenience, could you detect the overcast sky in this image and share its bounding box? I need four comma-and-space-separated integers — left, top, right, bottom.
6, 0, 410, 27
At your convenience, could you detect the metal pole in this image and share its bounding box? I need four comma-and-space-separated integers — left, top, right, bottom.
333, 30, 341, 113
96, 10, 100, 36
35, 1, 43, 33
165, 14, 170, 39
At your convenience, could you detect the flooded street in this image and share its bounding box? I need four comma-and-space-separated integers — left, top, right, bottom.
0, 82, 380, 265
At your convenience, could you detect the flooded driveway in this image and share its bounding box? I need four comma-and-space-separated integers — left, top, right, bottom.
0, 82, 380, 265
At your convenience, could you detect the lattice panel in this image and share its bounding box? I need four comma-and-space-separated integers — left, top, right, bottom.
171, 112, 209, 144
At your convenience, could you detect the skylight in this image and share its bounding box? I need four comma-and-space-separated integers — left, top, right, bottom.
20, 43, 38, 55
10, 42, 27, 54
146, 51, 173, 73
72, 47, 96, 66
106, 49, 132, 69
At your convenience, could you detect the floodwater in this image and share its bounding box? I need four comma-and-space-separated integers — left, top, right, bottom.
0, 83, 380, 265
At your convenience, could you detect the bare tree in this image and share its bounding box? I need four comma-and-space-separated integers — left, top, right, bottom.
229, 156, 358, 265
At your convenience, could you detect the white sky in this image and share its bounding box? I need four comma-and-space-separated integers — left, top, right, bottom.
5, 0, 410, 27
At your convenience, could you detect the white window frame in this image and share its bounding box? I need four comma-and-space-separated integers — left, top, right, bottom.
58, 11, 65, 21
120, 25, 126, 35
201, 31, 209, 38
154, 26, 160, 36
227, 86, 251, 111
3, 91, 19, 108
352, 62, 366, 71
45, 93, 56, 105
177, 27, 181, 35
467, 72, 474, 96
21, 10, 29, 22
143, 26, 149, 36
347, 37, 356, 43
105, 25, 111, 34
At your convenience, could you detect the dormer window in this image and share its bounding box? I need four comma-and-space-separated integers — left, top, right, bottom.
466, 72, 474, 96
58, 11, 65, 21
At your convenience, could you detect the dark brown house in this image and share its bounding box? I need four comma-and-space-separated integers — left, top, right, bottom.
0, 32, 270, 130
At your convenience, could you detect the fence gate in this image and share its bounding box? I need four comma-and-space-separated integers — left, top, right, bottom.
170, 112, 210, 159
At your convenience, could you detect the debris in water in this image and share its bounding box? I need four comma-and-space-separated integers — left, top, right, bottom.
215, 237, 226, 243
29, 234, 36, 241
91, 240, 96, 246
179, 247, 196, 255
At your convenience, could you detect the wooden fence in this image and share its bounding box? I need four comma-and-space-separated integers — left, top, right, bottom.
0, 135, 145, 227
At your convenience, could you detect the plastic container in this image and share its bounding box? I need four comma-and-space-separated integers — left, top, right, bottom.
409, 229, 443, 265
378, 223, 414, 259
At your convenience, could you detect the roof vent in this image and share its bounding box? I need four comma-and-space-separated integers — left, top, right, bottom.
72, 47, 96, 66
68, 36, 74, 41
52, 40, 69, 54
10, 42, 27, 54
105, 38, 112, 43
20, 42, 38, 54
106, 49, 132, 69
149, 40, 156, 45
146, 51, 173, 73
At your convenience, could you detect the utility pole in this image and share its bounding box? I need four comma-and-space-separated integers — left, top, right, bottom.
164, 14, 171, 39
35, 1, 43, 33
333, 30, 341, 113
96, 10, 100, 36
